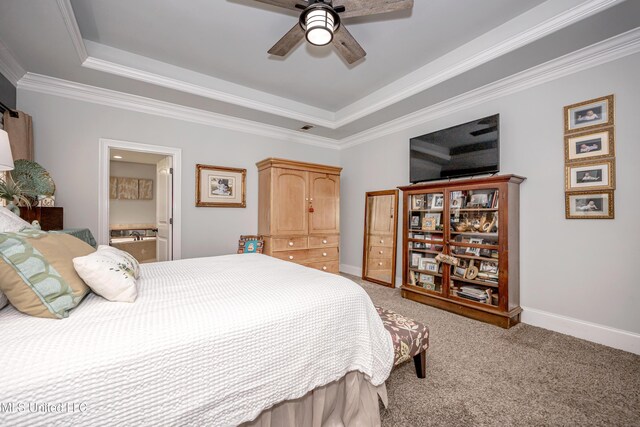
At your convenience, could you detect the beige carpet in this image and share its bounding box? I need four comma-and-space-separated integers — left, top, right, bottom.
346, 275, 640, 426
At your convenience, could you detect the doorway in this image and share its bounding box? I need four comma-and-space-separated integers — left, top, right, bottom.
98, 139, 182, 261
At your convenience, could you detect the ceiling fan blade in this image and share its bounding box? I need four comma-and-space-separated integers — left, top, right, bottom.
253, 0, 307, 12
268, 24, 305, 57
332, 25, 366, 64
333, 0, 413, 19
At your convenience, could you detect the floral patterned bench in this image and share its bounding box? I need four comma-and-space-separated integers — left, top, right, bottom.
376, 306, 429, 378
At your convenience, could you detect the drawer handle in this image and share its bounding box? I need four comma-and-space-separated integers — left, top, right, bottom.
378, 262, 383, 266
380, 239, 384, 244
323, 252, 327, 257
288, 241, 294, 247
322, 266, 327, 271
289, 255, 294, 260
379, 250, 384, 254
322, 239, 328, 244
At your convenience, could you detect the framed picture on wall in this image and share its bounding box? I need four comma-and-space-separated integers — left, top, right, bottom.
195, 164, 246, 207
565, 190, 614, 219
565, 160, 615, 192
564, 128, 615, 163
564, 94, 614, 133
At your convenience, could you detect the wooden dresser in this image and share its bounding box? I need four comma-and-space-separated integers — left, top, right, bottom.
19, 207, 63, 231
257, 158, 342, 273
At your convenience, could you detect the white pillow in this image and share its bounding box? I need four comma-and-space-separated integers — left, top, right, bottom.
73, 247, 138, 303
0, 206, 32, 232
0, 291, 7, 310
97, 245, 141, 279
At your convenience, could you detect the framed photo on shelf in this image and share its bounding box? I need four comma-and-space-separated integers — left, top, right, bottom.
431, 194, 444, 210
420, 274, 435, 285
450, 191, 463, 207
564, 128, 614, 163
465, 238, 483, 256
424, 213, 441, 225
469, 193, 489, 207
564, 94, 614, 134
410, 214, 420, 228
411, 195, 425, 210
479, 261, 499, 275
565, 160, 615, 191
422, 216, 436, 231
418, 257, 432, 271
411, 253, 421, 268
565, 190, 614, 219
196, 164, 246, 208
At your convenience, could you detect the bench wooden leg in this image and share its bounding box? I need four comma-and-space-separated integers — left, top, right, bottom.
413, 350, 426, 379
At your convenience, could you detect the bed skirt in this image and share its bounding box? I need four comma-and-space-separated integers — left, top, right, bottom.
241, 371, 388, 427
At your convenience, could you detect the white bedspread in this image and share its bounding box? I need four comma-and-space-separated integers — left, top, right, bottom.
0, 254, 393, 426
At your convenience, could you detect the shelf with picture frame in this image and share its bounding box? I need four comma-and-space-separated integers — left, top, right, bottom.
399, 175, 525, 328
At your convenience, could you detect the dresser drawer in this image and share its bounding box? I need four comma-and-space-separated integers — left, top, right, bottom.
271, 236, 308, 251
368, 246, 391, 259
307, 247, 338, 261
308, 235, 339, 248
370, 235, 393, 248
367, 259, 393, 271
273, 247, 338, 263
303, 260, 339, 274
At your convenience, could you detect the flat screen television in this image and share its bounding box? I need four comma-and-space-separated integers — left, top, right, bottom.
410, 114, 499, 183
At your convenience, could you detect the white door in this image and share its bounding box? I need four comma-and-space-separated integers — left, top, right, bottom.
156, 156, 173, 261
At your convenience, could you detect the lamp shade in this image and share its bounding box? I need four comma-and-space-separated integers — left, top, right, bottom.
0, 129, 15, 171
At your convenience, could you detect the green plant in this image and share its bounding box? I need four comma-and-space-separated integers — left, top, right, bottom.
0, 175, 32, 208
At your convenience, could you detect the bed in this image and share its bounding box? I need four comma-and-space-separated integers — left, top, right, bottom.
0, 254, 394, 426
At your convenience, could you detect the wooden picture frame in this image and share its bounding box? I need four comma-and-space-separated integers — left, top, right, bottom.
564, 94, 614, 134
565, 190, 614, 219
565, 160, 615, 192
196, 164, 246, 208
564, 127, 615, 163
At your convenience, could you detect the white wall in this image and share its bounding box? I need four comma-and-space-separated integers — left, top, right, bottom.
340, 52, 640, 338
18, 92, 339, 259
109, 161, 156, 226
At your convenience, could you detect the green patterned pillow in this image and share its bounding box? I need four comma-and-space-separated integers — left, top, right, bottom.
0, 229, 95, 318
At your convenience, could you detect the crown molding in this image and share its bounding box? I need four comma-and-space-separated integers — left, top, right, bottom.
82, 54, 336, 128
333, 0, 625, 127
56, 0, 88, 62
17, 73, 340, 150
338, 27, 640, 150
14, 27, 640, 153
0, 40, 26, 86
53, 0, 624, 129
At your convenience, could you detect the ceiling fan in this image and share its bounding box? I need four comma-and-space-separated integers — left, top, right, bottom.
255, 0, 414, 64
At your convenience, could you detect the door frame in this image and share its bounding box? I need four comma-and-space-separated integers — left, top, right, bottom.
98, 138, 182, 260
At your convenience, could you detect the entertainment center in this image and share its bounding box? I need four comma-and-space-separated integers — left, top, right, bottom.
398, 175, 525, 328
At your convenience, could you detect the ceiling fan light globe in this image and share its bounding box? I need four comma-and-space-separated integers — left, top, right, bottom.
306, 27, 333, 46
304, 8, 335, 46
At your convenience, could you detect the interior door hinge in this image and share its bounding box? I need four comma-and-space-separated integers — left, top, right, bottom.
169, 167, 174, 174
169, 218, 173, 225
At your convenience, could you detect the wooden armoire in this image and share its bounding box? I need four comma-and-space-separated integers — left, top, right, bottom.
257, 158, 342, 273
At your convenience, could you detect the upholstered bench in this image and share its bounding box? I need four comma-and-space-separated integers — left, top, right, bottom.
376, 306, 429, 378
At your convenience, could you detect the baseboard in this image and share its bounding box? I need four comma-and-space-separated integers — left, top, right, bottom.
521, 306, 640, 355
340, 264, 402, 288
339, 264, 361, 277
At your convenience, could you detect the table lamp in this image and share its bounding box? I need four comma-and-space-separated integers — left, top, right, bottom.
0, 129, 14, 171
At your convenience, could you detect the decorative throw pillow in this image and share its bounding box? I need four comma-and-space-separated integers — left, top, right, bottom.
96, 245, 141, 279
73, 246, 138, 303
0, 229, 96, 319
0, 206, 32, 232
0, 290, 7, 310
